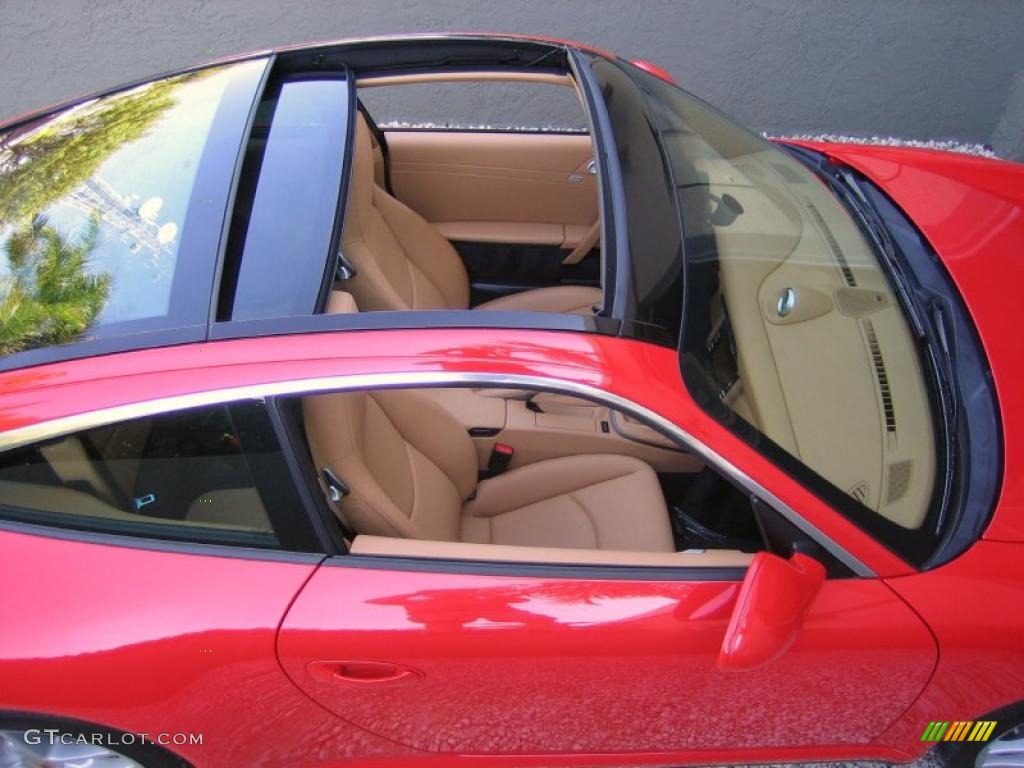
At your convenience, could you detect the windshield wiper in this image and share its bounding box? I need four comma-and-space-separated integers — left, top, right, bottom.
830, 168, 927, 336
830, 165, 959, 531
831, 167, 950, 360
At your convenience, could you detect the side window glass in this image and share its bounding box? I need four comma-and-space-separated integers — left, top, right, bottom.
357, 81, 588, 133
0, 401, 316, 550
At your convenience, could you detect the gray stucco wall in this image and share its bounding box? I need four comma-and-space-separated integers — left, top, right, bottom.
1, 0, 1022, 160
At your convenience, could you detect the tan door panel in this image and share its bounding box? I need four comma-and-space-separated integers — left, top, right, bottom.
433, 221, 566, 246
384, 131, 598, 244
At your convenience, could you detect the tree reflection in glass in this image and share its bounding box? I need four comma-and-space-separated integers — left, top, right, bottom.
0, 63, 252, 355
0, 214, 111, 354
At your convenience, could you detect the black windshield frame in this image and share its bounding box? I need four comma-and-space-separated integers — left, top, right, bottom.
583, 55, 685, 345
611, 58, 992, 568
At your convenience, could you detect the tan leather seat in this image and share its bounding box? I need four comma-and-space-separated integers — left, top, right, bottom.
341, 112, 603, 314
470, 285, 602, 314
303, 389, 674, 552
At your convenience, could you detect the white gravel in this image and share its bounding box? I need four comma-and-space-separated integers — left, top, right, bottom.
377, 121, 1000, 159
378, 120, 1001, 159
773, 132, 998, 159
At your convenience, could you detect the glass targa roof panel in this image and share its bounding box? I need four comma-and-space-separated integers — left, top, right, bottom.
0, 59, 266, 358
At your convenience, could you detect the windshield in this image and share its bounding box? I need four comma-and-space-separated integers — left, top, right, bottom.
631, 69, 938, 532
0, 59, 266, 357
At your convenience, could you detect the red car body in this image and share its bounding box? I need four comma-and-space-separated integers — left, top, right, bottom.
1, 33, 1023, 768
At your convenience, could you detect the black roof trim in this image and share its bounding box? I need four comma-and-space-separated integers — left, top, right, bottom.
0, 33, 605, 134
210, 309, 620, 342
0, 326, 205, 373
273, 36, 571, 77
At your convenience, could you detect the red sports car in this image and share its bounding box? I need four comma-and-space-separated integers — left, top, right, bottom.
0, 33, 1022, 768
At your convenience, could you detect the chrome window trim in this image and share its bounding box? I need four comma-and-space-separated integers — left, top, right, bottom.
0, 371, 873, 576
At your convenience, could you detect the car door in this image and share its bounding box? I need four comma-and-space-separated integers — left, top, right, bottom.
276, 376, 938, 759
357, 77, 601, 303
279, 559, 934, 756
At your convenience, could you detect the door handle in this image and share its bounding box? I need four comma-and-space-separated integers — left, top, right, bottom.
562, 218, 600, 265
307, 660, 422, 686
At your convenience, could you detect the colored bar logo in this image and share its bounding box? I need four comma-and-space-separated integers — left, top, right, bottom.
921, 720, 997, 742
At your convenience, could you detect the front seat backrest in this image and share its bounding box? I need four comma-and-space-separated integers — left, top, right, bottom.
342, 113, 470, 311
304, 388, 478, 541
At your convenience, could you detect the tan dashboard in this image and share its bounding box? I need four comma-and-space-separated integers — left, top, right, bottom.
697, 149, 936, 529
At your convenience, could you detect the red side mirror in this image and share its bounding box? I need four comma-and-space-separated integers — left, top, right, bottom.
717, 551, 826, 671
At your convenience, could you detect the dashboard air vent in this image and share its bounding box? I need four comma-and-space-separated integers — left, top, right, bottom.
806, 201, 857, 287
863, 320, 896, 433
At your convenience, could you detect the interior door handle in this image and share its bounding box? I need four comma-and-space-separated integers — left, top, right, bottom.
307, 660, 422, 686
562, 218, 601, 265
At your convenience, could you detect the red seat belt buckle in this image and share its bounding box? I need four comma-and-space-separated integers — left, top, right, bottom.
488, 443, 514, 476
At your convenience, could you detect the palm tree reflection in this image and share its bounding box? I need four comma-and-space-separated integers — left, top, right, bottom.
0, 214, 111, 354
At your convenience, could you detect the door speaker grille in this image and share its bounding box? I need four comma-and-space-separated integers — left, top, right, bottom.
886, 460, 913, 504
